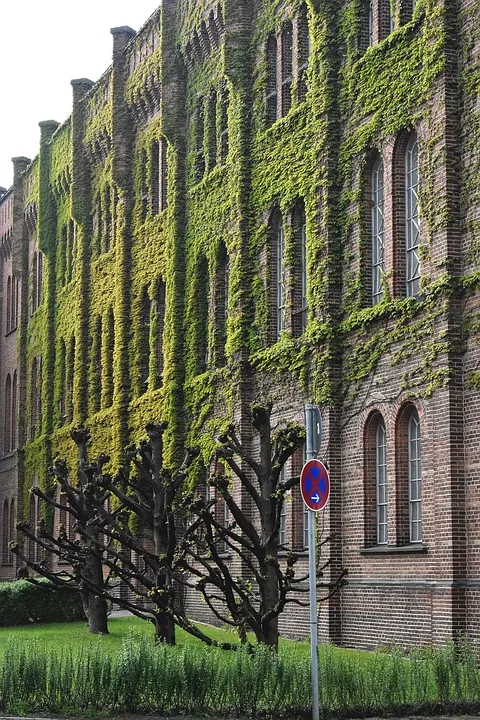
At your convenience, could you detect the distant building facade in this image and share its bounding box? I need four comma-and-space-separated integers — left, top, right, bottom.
1, 0, 480, 649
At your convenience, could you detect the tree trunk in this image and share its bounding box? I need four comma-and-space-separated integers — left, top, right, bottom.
82, 552, 109, 634
154, 610, 176, 644
86, 593, 109, 634
260, 560, 279, 651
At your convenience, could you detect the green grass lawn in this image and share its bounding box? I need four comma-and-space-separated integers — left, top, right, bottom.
1, 616, 479, 717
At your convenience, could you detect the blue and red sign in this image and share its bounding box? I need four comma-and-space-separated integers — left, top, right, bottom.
300, 459, 330, 512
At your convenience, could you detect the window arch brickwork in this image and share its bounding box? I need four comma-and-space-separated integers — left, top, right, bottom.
395, 403, 423, 545
392, 130, 421, 297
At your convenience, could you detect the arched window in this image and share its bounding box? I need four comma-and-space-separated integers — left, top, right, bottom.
6, 276, 11, 332
4, 375, 11, 453
151, 140, 160, 214
65, 220, 74, 281
405, 134, 420, 296
376, 419, 387, 544
32, 252, 38, 314
368, 0, 374, 45
91, 316, 102, 413
292, 201, 308, 336
103, 189, 111, 254
206, 95, 217, 171
159, 138, 168, 212
2, 500, 9, 564
102, 309, 115, 408
37, 251, 43, 307
29, 494, 36, 561
11, 371, 17, 449
218, 83, 229, 163
371, 155, 385, 305
57, 340, 66, 425
30, 359, 40, 440
197, 255, 210, 372
281, 21, 293, 116
266, 35, 278, 126
213, 241, 229, 368
196, 99, 206, 180
66, 338, 75, 423
139, 287, 150, 394
395, 404, 422, 545
9, 498, 15, 563
297, 4, 310, 103
408, 409, 422, 542
276, 219, 286, 338
13, 277, 19, 330
364, 412, 387, 546
152, 278, 166, 388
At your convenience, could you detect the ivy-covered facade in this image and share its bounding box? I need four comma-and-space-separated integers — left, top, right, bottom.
0, 0, 479, 648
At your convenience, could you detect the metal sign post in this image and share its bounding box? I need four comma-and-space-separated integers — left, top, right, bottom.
303, 405, 328, 720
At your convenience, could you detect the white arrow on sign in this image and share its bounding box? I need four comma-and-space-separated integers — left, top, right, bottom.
311, 493, 320, 503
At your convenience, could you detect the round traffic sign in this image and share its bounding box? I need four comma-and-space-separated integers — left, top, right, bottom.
300, 459, 330, 512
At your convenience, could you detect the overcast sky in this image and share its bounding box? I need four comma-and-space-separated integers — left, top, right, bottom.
0, 1, 160, 190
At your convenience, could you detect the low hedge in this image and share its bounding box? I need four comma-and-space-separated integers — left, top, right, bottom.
0, 579, 85, 626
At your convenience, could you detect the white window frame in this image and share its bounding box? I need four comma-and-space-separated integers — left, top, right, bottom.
405, 135, 421, 297
375, 419, 387, 544
301, 218, 308, 332
277, 221, 286, 337
371, 156, 385, 305
408, 410, 422, 543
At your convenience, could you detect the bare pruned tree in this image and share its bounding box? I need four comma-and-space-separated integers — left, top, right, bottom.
12, 428, 111, 634
180, 403, 347, 651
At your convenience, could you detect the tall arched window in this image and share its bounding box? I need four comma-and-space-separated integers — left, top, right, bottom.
153, 281, 166, 388
368, 0, 374, 45
13, 277, 19, 330
276, 219, 286, 338
297, 4, 310, 103
11, 371, 17, 449
32, 252, 38, 315
9, 499, 15, 563
408, 409, 422, 542
91, 316, 102, 414
405, 134, 420, 296
4, 375, 11, 453
139, 287, 150, 393
2, 500, 9, 564
6, 276, 11, 332
218, 83, 229, 163
151, 140, 160, 214
102, 309, 115, 408
266, 35, 278, 126
206, 95, 217, 171
159, 138, 169, 212
371, 155, 385, 305
66, 338, 75, 423
292, 201, 308, 336
29, 494, 36, 561
376, 419, 387, 544
196, 99, 206, 180
281, 21, 293, 116
57, 340, 66, 425
30, 359, 39, 440
214, 241, 229, 367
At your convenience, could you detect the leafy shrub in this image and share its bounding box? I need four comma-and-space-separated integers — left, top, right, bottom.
0, 580, 85, 626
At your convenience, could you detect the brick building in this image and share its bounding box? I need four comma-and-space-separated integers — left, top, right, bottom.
0, 0, 479, 649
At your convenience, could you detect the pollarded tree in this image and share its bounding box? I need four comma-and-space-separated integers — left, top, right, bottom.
80, 421, 201, 645
181, 403, 347, 651
12, 428, 111, 634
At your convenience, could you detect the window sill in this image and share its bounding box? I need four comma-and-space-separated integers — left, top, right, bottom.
360, 543, 427, 555
4, 326, 18, 337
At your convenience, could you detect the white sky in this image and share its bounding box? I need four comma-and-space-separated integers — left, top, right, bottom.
0, 1, 160, 190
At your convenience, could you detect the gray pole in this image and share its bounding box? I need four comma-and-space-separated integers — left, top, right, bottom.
305, 404, 320, 720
